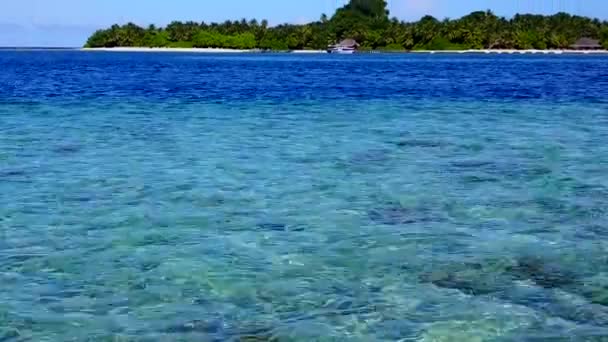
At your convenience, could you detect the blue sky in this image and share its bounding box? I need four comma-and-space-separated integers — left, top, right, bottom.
2, 0, 606, 47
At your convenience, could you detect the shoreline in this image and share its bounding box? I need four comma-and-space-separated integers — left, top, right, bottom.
81, 47, 608, 55
410, 49, 608, 55
81, 47, 253, 53
81, 47, 324, 54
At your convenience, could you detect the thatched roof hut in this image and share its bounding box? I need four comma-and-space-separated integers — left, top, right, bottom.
571, 38, 602, 50
329, 38, 359, 49
337, 38, 359, 48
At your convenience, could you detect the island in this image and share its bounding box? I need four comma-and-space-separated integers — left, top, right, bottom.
85, 0, 608, 52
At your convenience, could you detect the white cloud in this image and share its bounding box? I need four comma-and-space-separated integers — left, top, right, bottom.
293, 16, 312, 25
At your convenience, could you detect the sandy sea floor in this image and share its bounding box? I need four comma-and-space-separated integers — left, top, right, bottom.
2, 51, 608, 340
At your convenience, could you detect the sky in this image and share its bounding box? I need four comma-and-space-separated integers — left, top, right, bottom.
1, 0, 607, 47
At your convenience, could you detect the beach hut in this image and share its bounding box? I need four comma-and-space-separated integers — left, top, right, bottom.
338, 39, 359, 49
328, 39, 359, 54
570, 38, 603, 50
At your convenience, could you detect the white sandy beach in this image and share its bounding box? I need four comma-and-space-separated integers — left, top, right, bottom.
81, 47, 253, 53
412, 49, 608, 55
81, 47, 608, 55
81, 47, 326, 54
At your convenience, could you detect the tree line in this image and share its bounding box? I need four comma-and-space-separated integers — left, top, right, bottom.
86, 0, 608, 50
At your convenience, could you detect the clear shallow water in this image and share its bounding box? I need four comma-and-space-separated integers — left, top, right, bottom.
1, 52, 608, 341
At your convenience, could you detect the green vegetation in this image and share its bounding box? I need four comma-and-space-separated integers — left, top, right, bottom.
601, 27, 608, 49
86, 0, 608, 50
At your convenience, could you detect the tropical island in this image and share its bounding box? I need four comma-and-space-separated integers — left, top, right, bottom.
85, 0, 608, 51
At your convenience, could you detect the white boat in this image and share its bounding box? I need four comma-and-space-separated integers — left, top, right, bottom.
327, 38, 358, 54
328, 46, 356, 54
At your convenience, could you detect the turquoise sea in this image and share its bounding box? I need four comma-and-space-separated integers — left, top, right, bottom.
1, 52, 608, 341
